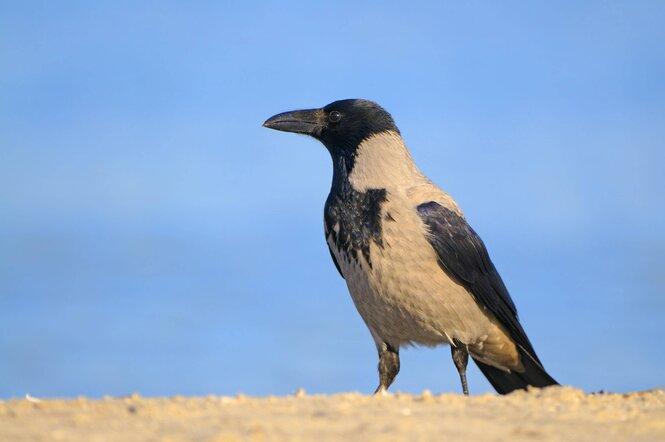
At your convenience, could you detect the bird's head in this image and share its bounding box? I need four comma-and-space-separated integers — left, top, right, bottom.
263, 99, 400, 157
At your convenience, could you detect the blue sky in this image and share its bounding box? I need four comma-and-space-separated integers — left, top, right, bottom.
1, 1, 664, 398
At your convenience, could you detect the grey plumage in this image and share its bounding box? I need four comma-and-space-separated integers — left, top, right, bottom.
263, 99, 558, 395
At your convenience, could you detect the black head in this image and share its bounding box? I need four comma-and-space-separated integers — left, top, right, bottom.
263, 99, 400, 157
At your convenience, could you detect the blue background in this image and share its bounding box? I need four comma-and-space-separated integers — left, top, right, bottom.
1, 1, 664, 398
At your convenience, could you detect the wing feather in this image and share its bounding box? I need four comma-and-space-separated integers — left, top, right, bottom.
417, 201, 541, 363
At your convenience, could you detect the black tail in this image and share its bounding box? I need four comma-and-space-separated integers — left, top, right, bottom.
473, 347, 558, 395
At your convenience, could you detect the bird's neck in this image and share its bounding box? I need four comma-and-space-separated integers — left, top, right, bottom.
337, 130, 425, 192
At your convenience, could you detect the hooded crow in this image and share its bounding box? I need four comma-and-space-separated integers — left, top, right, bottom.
263, 99, 558, 395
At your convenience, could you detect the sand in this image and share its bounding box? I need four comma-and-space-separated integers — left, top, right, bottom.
1, 386, 664, 441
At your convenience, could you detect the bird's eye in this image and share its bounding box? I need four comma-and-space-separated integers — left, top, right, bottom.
328, 111, 342, 123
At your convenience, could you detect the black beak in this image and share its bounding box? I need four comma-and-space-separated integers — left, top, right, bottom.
263, 109, 321, 135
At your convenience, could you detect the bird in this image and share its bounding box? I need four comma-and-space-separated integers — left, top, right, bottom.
263, 99, 558, 395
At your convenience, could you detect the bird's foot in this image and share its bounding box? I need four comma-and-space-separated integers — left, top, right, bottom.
373, 386, 388, 397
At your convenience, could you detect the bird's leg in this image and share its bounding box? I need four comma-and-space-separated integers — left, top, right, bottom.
450, 339, 470, 395
374, 343, 399, 396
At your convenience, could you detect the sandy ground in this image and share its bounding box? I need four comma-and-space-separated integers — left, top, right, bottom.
1, 386, 664, 441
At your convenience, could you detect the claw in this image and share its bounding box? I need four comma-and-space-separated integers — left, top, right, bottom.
373, 386, 388, 397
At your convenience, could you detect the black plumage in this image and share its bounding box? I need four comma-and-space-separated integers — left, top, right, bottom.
417, 201, 558, 393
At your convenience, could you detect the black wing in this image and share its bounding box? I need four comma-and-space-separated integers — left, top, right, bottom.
417, 201, 540, 363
